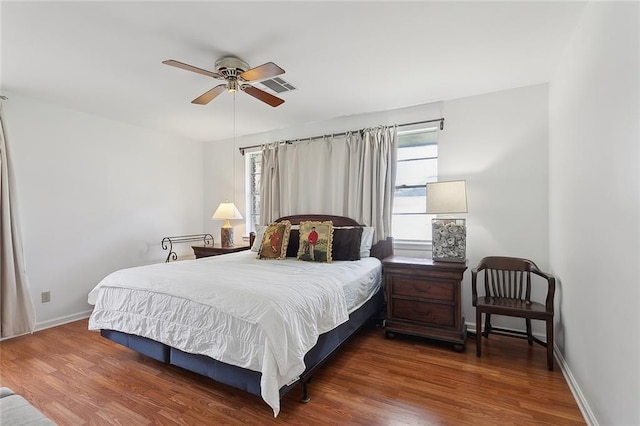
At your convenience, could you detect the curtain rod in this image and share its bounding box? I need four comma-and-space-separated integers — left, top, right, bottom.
238, 117, 444, 155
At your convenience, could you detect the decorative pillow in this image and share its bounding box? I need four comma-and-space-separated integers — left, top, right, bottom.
360, 227, 375, 258
332, 227, 363, 261
251, 225, 267, 252
258, 221, 291, 260
296, 221, 334, 263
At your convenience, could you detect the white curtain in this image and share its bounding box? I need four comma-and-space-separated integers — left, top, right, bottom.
0, 103, 36, 338
261, 126, 397, 243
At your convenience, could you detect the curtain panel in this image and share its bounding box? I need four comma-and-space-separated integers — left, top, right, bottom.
260, 126, 397, 243
0, 103, 36, 338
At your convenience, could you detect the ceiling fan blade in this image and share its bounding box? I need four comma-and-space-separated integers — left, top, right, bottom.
163, 59, 221, 79
241, 84, 285, 107
192, 84, 226, 105
239, 62, 285, 82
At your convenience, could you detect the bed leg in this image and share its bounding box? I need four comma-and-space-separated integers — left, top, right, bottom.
301, 378, 311, 403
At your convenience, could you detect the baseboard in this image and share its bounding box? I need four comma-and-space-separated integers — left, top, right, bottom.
0, 310, 93, 342
466, 321, 597, 426
35, 310, 92, 332
554, 348, 598, 425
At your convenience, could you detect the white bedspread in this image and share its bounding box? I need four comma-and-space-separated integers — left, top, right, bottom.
87, 251, 382, 416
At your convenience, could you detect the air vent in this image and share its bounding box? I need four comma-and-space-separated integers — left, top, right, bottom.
260, 77, 296, 94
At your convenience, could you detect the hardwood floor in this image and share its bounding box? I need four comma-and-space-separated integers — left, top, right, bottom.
0, 319, 585, 425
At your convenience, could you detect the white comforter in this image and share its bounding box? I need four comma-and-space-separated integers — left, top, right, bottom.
88, 251, 382, 416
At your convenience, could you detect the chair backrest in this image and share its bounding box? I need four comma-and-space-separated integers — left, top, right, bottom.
472, 256, 555, 310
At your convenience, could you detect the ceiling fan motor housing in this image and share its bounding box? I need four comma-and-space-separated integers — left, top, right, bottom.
215, 56, 250, 80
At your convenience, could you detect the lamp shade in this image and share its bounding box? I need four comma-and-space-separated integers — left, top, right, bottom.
212, 202, 243, 221
426, 180, 468, 214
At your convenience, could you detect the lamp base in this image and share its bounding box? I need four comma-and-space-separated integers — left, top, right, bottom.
220, 227, 234, 248
432, 218, 466, 262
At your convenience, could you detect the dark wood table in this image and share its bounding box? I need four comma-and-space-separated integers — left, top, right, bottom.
192, 244, 250, 259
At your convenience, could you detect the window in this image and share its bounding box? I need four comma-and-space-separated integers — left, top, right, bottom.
245, 151, 262, 233
392, 127, 438, 242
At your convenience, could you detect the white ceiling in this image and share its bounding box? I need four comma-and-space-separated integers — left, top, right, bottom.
2, 1, 586, 143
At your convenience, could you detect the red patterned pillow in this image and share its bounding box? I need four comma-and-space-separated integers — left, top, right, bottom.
258, 221, 291, 260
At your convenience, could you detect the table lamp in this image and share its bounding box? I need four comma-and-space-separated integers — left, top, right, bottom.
426, 180, 468, 262
212, 202, 243, 248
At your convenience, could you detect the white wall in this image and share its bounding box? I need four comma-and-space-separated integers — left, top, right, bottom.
440, 84, 550, 334
549, 2, 639, 425
4, 93, 204, 329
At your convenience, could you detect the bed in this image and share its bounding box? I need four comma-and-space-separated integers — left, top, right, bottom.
87, 214, 393, 417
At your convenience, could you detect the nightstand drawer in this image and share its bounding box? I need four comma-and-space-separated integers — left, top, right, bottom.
391, 299, 455, 328
391, 276, 454, 301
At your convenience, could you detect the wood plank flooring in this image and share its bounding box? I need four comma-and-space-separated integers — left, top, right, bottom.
0, 319, 585, 425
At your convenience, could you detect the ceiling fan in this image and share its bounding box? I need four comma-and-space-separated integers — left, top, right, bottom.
163, 56, 286, 107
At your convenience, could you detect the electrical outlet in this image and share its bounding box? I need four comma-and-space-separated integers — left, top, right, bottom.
41, 291, 51, 303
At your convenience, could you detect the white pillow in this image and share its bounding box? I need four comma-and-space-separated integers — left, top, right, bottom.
360, 227, 375, 258
250, 225, 267, 252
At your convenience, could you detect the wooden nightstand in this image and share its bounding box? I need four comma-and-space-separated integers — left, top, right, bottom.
192, 244, 250, 259
382, 256, 468, 351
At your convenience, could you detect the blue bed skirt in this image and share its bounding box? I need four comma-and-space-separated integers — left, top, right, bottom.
100, 287, 383, 399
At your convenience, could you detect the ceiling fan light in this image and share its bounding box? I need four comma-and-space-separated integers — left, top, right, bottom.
227, 79, 238, 93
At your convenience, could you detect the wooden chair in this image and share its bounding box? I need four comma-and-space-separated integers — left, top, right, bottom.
471, 256, 556, 371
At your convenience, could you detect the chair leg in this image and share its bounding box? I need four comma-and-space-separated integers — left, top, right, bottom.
526, 319, 533, 345
484, 314, 491, 338
476, 309, 482, 357
546, 319, 554, 371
